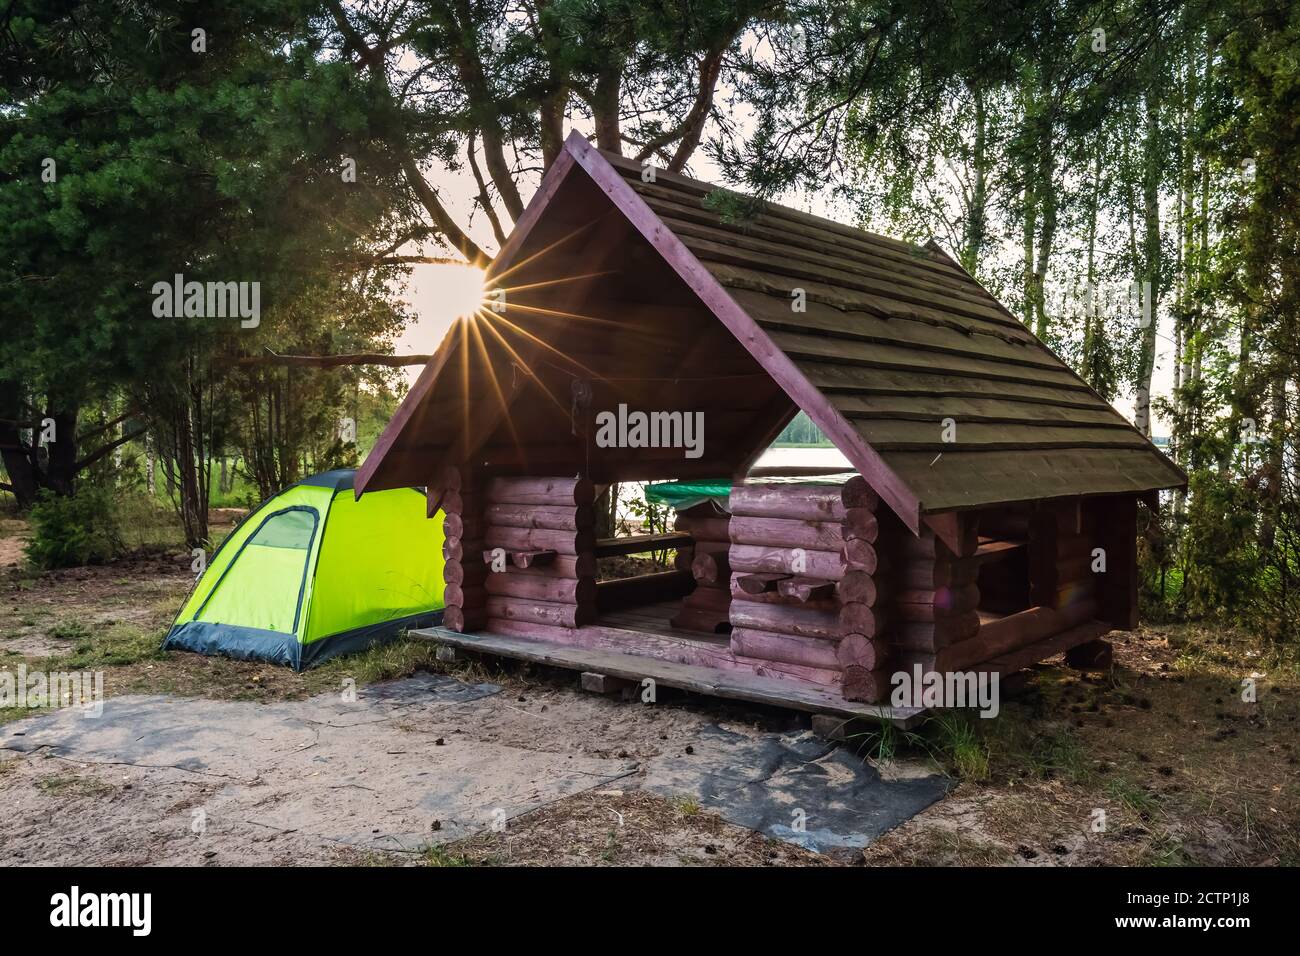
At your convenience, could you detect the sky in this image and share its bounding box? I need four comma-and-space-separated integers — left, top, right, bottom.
394, 120, 1177, 438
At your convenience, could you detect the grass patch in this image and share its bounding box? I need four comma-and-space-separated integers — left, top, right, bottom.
113, 495, 188, 553
1105, 776, 1161, 816
599, 829, 620, 862
35, 773, 114, 797
46, 621, 167, 670
420, 844, 479, 867
920, 711, 991, 781
305, 633, 479, 696
50, 620, 92, 642
848, 711, 991, 781
673, 795, 702, 817
1022, 726, 1093, 785
1143, 830, 1194, 867
846, 717, 904, 764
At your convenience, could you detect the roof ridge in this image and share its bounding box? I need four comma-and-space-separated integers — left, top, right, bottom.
593, 146, 938, 259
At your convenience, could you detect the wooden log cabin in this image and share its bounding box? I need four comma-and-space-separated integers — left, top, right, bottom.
356, 131, 1185, 722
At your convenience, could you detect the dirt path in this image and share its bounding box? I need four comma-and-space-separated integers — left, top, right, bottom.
0, 518, 28, 569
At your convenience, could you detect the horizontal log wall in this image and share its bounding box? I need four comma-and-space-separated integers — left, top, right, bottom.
1087, 495, 1138, 629
940, 598, 1099, 672
671, 502, 731, 633
724, 476, 889, 695
481, 476, 596, 637
893, 500, 1113, 675
1020, 500, 1099, 638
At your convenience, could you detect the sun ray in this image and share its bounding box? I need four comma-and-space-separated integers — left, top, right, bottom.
495, 300, 626, 332
483, 310, 605, 378
476, 312, 570, 418
489, 270, 617, 297
485, 212, 613, 287
464, 317, 522, 458
457, 318, 472, 448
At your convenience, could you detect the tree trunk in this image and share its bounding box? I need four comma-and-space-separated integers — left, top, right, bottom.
1021, 166, 1037, 327
40, 404, 80, 497
594, 483, 619, 539
540, 89, 568, 169
593, 67, 622, 153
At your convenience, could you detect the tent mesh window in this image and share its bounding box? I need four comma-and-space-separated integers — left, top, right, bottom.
249, 508, 316, 550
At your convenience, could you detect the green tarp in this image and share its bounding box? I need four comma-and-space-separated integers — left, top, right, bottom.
643, 479, 731, 512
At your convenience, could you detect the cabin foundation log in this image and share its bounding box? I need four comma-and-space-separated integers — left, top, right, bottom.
810, 713, 853, 741
842, 665, 890, 703
579, 671, 637, 697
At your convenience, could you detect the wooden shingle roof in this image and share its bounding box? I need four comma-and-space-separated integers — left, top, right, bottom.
595, 147, 1185, 512
358, 132, 1184, 533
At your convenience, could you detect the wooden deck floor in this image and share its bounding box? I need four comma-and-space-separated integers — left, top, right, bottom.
411, 616, 924, 726
599, 598, 722, 637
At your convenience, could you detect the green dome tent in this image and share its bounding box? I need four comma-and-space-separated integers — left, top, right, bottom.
163, 469, 445, 670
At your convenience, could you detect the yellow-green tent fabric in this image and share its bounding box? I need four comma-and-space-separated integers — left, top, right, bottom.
163, 470, 444, 669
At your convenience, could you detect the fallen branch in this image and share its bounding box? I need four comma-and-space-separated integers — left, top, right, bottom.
227, 351, 433, 369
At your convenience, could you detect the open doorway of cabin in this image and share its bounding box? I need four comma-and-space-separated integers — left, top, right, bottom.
590, 482, 730, 642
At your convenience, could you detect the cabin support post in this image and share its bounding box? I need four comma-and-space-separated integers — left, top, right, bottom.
580, 671, 637, 697
838, 477, 891, 702
1064, 639, 1113, 670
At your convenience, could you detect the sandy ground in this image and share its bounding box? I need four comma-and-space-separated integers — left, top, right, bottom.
0, 672, 945, 865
